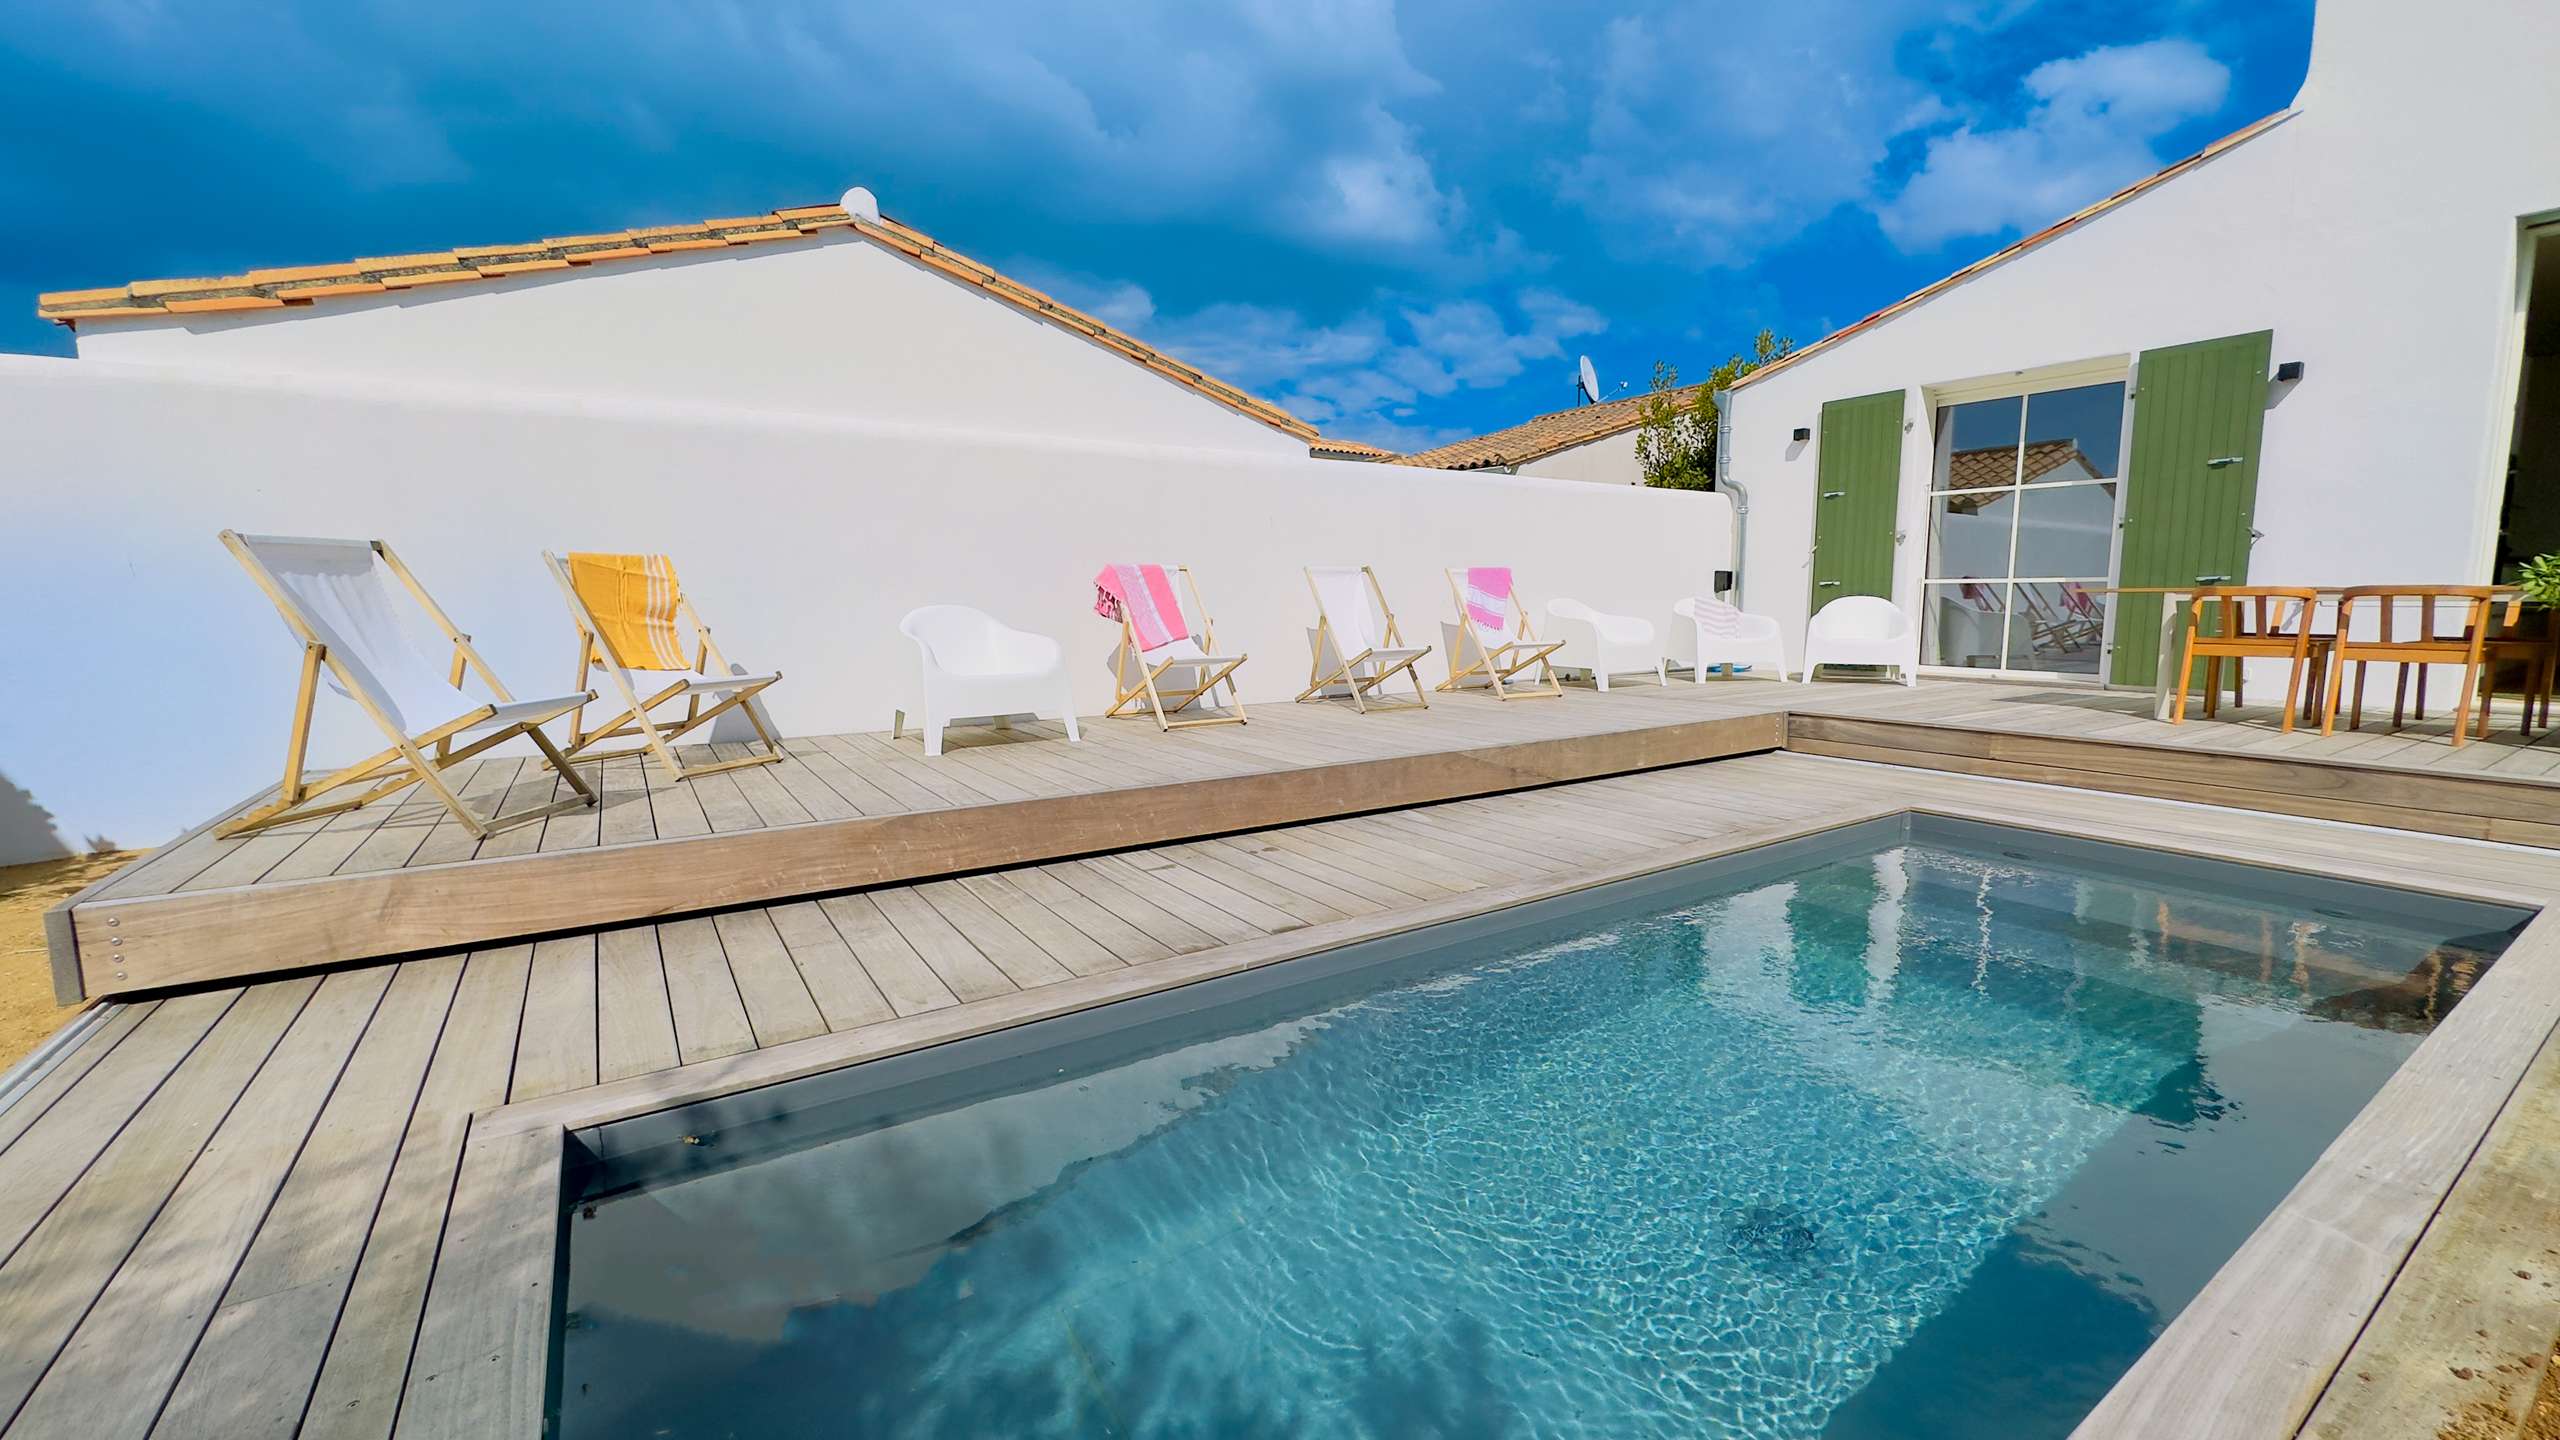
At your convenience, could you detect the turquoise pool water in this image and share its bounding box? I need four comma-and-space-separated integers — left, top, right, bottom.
555, 818, 2522, 1439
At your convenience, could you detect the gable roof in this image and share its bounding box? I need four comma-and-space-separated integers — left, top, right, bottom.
1394, 385, 1691, 471
1732, 109, 2295, 394
36, 201, 1320, 443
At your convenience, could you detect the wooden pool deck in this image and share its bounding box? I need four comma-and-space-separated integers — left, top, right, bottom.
47, 674, 2560, 1003
2, 748, 2557, 1439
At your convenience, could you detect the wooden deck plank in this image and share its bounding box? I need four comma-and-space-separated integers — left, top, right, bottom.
763, 902, 897, 1031
869, 888, 1018, 1003
0, 1003, 156, 1161
652, 920, 756, 1067
150, 958, 463, 1440
707, 911, 827, 1048
0, 979, 317, 1423
952, 873, 1125, 977
813, 893, 959, 1018
507, 937, 598, 1103
295, 947, 530, 1440
994, 867, 1176, 964
593, 927, 679, 1085
0, 993, 235, 1262
912, 880, 1075, 990
11, 970, 391, 1439
390, 1127, 559, 1440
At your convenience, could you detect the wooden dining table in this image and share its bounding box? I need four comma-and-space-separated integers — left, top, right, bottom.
2101, 586, 2531, 722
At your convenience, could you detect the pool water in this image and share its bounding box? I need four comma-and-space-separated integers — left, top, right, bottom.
555, 818, 2522, 1439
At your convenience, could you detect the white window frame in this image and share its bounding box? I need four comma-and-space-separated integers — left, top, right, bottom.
1917, 366, 2134, 682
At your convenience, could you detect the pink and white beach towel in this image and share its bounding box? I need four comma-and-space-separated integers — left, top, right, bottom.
1093, 564, 1191, 651
1462, 567, 1513, 636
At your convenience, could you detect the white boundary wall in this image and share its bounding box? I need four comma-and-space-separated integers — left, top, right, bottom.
0, 356, 1729, 862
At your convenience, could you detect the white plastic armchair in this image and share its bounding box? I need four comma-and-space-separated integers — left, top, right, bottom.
1544, 599, 1666, 691
1674, 597, 1790, 683
1802, 596, 1919, 685
896, 605, 1082, 757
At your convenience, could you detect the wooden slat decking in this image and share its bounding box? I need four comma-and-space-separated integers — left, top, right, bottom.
3, 751, 2557, 1438
54, 674, 2560, 1002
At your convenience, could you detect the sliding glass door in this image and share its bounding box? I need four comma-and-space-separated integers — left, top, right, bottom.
1920, 380, 2126, 677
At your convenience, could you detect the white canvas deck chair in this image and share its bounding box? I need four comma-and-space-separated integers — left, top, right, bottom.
216, 531, 598, 841
1298, 565, 1432, 713
1099, 565, 1249, 731
1438, 567, 1564, 700
544, 551, 786, 782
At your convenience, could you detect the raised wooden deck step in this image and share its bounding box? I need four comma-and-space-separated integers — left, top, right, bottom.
1786, 712, 2560, 846
49, 694, 1784, 1001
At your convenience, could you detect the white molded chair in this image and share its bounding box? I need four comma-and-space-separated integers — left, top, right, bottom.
896, 605, 1081, 757
1803, 596, 1919, 685
1674, 597, 1790, 683
1545, 599, 1667, 691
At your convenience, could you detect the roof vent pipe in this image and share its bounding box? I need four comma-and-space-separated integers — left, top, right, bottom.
840, 186, 881, 224
1713, 387, 1745, 609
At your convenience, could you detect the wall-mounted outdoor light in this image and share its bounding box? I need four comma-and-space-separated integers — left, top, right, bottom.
2274, 361, 2305, 382
1791, 426, 1812, 442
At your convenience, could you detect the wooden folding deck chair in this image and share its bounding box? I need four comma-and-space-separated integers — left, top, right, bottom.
216, 532, 598, 841
1100, 564, 1249, 731
545, 551, 786, 781
1298, 565, 1432, 713
1438, 567, 1564, 700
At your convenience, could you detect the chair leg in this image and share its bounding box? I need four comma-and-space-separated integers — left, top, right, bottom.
2450, 665, 2480, 749
2320, 650, 2347, 737
2278, 656, 2305, 735
1061, 697, 1082, 744
2171, 649, 2195, 724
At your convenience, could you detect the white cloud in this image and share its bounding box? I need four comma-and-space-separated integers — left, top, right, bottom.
1875, 37, 2231, 250
1029, 268, 1607, 446
1558, 0, 1994, 263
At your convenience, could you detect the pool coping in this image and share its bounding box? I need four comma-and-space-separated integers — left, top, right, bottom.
396, 783, 2560, 1440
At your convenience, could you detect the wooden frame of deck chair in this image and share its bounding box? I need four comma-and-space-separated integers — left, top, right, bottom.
1437, 567, 1565, 700
215, 531, 599, 841
1101, 565, 1250, 731
543, 551, 787, 782
1297, 565, 1432, 713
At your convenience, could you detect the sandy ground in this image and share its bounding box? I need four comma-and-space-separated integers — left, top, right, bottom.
0, 852, 139, 1070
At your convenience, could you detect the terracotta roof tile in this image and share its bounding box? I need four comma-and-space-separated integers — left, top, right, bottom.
1732, 110, 2294, 394
1395, 386, 1683, 471
1311, 437, 1396, 460
36, 199, 1318, 442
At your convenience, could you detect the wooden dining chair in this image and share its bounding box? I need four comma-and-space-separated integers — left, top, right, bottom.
2477, 601, 2556, 739
2319, 586, 2499, 746
2171, 587, 2331, 733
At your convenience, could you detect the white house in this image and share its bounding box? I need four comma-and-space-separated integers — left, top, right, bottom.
1396, 387, 1678, 485
38, 188, 1344, 460
1721, 0, 2560, 689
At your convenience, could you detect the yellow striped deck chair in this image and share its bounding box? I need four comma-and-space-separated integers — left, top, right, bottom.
545, 550, 786, 782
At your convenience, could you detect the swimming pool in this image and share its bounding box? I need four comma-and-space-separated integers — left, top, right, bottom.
553, 815, 2525, 1439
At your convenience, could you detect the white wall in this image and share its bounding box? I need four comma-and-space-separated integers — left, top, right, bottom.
0, 356, 1730, 863
71, 231, 1309, 460
1723, 0, 2560, 677
1518, 429, 1643, 485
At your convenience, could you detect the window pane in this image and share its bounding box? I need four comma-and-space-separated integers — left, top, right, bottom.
1937, 395, 2024, 502
2013, 481, 2118, 579
2014, 581, 2109, 675
1922, 582, 2010, 669
2022, 382, 2125, 480
1925, 487, 2015, 583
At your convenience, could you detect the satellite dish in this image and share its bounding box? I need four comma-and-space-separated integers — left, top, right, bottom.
1577, 355, 1601, 406
840, 185, 881, 224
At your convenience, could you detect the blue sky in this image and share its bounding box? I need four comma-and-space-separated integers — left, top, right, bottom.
0, 1, 2312, 450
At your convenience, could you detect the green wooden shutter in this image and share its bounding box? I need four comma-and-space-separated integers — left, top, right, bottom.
1812, 390, 1906, 604
2108, 331, 2274, 689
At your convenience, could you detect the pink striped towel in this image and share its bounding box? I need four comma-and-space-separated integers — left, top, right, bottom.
1094, 564, 1190, 650
1463, 567, 1513, 635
